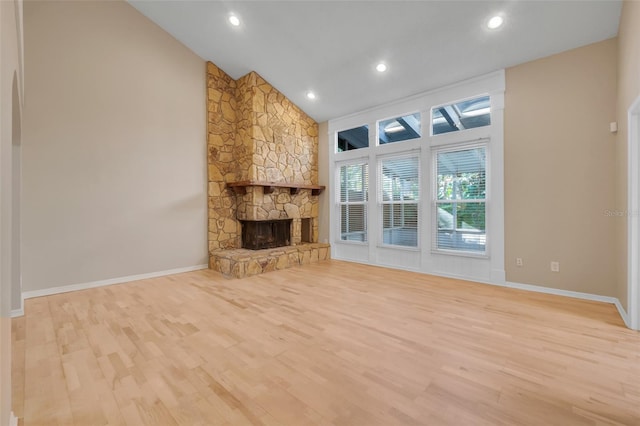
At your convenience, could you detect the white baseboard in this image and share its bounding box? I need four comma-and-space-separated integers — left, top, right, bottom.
333, 257, 631, 327
11, 302, 24, 318
16, 260, 633, 330
438, 276, 629, 328
22, 264, 209, 300
501, 280, 632, 327
613, 299, 632, 329
502, 280, 619, 304
10, 292, 24, 317
10, 412, 18, 426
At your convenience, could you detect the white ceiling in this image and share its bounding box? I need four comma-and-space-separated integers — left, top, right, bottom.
129, 0, 622, 123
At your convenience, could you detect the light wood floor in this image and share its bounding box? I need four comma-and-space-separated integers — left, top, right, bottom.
11, 260, 640, 425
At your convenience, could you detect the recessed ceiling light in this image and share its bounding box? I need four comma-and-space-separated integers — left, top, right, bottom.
229, 15, 240, 27
487, 15, 504, 30
306, 91, 316, 100
376, 63, 388, 73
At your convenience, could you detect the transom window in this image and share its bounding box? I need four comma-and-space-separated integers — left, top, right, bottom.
337, 125, 369, 152
432, 95, 490, 135
378, 113, 421, 145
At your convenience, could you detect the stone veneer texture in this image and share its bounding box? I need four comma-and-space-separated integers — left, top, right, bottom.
211, 243, 330, 279
207, 62, 321, 255
207, 63, 241, 251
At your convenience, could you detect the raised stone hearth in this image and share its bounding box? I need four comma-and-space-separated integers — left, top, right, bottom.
210, 243, 330, 279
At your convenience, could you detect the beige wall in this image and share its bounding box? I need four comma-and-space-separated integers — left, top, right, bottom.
1, 0, 23, 422
615, 1, 640, 312
22, 0, 207, 292
505, 39, 618, 296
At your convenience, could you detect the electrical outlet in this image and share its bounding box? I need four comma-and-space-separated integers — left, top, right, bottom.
516, 258, 523, 267
551, 261, 560, 272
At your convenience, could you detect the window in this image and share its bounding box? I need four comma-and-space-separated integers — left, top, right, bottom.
337, 125, 369, 152
338, 162, 368, 242
378, 113, 421, 145
379, 155, 420, 247
329, 71, 503, 280
434, 145, 486, 254
432, 95, 490, 135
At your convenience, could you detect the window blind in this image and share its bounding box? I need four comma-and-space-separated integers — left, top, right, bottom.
434, 145, 486, 253
379, 155, 420, 247
338, 162, 368, 242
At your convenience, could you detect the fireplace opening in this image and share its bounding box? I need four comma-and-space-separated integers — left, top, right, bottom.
240, 219, 292, 250
301, 218, 312, 243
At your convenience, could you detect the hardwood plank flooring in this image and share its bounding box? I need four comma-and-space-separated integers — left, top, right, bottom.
11, 260, 640, 425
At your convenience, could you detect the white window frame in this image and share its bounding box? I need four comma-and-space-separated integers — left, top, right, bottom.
328, 70, 505, 285
335, 159, 369, 245
432, 141, 489, 258
378, 151, 421, 250
430, 95, 492, 138
335, 123, 371, 155
377, 112, 423, 147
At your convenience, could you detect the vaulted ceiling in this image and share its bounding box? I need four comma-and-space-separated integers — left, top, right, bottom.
129, 1, 622, 123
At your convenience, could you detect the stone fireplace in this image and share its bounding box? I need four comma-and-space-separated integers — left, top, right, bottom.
206, 62, 329, 278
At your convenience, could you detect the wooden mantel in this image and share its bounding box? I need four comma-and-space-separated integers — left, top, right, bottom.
227, 181, 325, 196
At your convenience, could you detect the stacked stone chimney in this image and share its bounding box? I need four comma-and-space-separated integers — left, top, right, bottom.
206, 62, 321, 256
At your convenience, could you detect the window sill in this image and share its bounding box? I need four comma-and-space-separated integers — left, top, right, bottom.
377, 244, 420, 252
431, 249, 489, 259
335, 239, 368, 246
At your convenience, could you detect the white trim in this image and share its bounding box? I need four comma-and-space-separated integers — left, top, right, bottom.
328, 70, 505, 133
13, 260, 630, 327
10, 293, 23, 317
431, 140, 489, 258
22, 264, 208, 300
329, 70, 505, 284
503, 282, 630, 328
10, 412, 18, 426
627, 95, 640, 330
325, 256, 628, 325
414, 269, 620, 306
377, 150, 422, 250
503, 281, 628, 327
614, 299, 631, 329
503, 281, 619, 304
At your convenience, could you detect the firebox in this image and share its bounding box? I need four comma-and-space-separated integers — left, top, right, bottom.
240, 219, 292, 250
